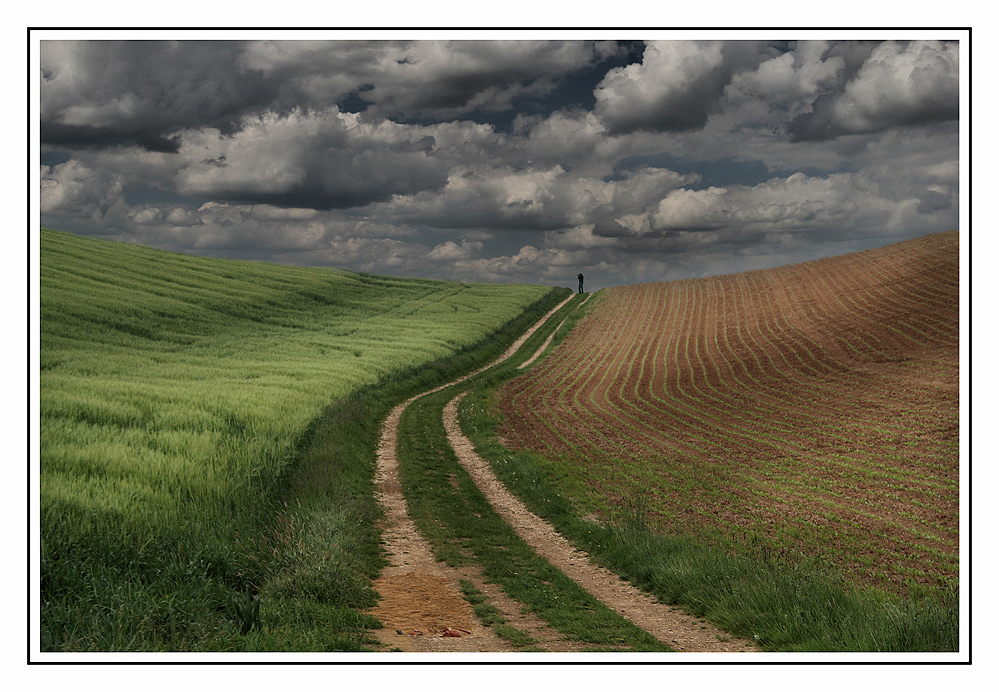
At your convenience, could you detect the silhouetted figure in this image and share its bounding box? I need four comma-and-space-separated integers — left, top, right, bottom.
577, 273, 584, 294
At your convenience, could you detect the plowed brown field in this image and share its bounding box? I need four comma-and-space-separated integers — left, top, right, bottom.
498, 230, 959, 596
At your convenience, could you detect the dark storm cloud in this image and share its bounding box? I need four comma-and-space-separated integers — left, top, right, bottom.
41, 122, 182, 153
916, 190, 953, 215
380, 41, 621, 117
787, 40, 959, 142
593, 41, 785, 134
40, 41, 280, 151
278, 40, 625, 121
174, 110, 450, 210
39, 39, 623, 153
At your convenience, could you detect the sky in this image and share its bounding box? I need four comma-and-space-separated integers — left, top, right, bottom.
36, 31, 965, 291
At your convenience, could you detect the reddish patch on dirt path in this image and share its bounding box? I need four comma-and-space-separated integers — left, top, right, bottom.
498, 231, 960, 596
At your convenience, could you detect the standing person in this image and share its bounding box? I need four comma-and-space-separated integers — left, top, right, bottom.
577, 272, 584, 294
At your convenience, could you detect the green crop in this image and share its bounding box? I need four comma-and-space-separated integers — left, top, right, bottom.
38, 228, 554, 651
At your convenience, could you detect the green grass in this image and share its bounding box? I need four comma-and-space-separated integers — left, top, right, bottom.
493, 624, 540, 649
458, 580, 507, 626
40, 228, 958, 653
472, 235, 960, 650
494, 235, 960, 600
38, 228, 559, 651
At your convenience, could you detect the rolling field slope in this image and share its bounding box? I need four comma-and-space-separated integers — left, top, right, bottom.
498, 230, 959, 596
38, 228, 557, 650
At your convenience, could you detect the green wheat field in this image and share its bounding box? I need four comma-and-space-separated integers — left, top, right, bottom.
39, 228, 556, 650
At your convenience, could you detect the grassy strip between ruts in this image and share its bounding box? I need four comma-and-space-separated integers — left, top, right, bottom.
393, 294, 670, 652
455, 293, 959, 653
458, 580, 544, 650
398, 394, 666, 651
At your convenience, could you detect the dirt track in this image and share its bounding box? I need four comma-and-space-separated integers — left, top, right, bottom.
368, 295, 576, 652
368, 393, 511, 652
367, 293, 757, 653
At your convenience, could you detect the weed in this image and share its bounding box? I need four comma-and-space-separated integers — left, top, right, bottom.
494, 624, 539, 648
233, 594, 262, 635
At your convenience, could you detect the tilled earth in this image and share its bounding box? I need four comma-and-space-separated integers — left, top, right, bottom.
497, 231, 960, 596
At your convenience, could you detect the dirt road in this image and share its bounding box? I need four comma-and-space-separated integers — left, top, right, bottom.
367, 294, 757, 653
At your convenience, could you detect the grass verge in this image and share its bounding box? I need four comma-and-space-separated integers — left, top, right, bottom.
396, 387, 668, 652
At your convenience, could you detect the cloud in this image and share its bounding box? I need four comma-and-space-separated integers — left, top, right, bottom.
316, 235, 432, 274
723, 40, 847, 128
240, 40, 618, 121
40, 40, 620, 154
40, 160, 122, 218
647, 173, 888, 238
40, 40, 278, 151
428, 239, 483, 261
383, 163, 696, 235
174, 109, 449, 209
441, 243, 586, 284
787, 40, 959, 141
37, 37, 962, 290
364, 41, 604, 117
593, 41, 780, 134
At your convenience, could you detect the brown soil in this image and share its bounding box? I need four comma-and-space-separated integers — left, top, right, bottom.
497, 231, 960, 595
